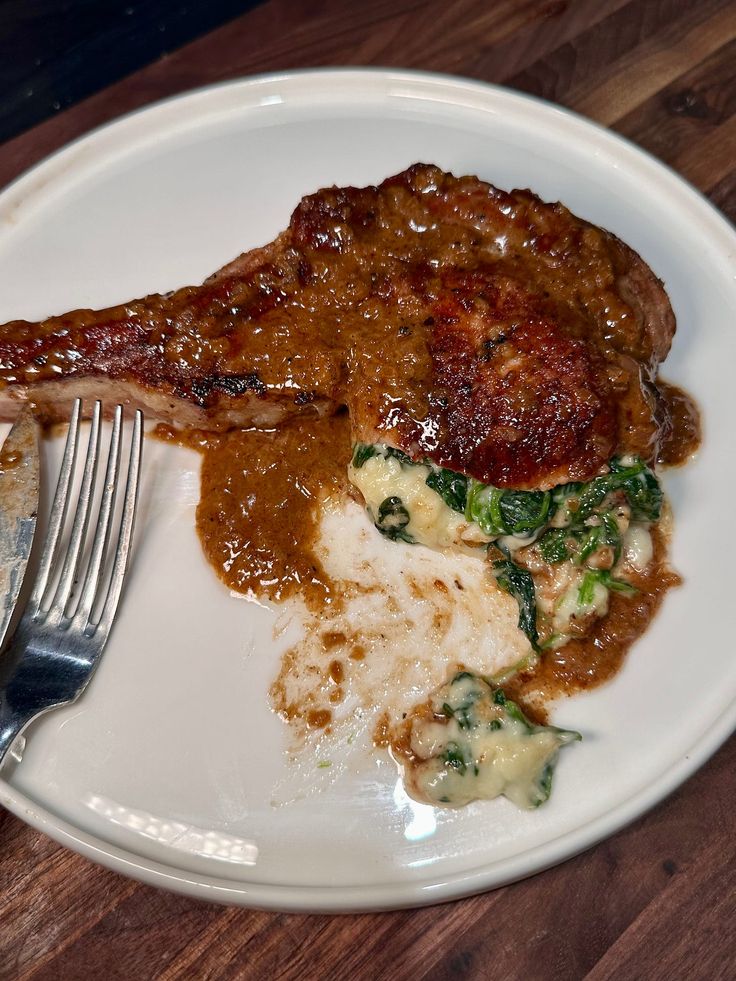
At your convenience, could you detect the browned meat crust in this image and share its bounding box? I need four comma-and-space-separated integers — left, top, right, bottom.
0, 164, 676, 488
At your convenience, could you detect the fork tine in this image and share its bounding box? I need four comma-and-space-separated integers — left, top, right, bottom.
96, 408, 143, 633
50, 400, 101, 618
73, 405, 122, 626
28, 398, 82, 616
0, 403, 144, 766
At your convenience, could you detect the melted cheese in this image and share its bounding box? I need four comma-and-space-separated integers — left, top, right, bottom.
622, 523, 654, 573
553, 577, 609, 636
348, 454, 489, 550
407, 673, 579, 809
350, 448, 659, 660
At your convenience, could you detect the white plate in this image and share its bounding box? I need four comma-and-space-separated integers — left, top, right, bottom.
0, 70, 734, 913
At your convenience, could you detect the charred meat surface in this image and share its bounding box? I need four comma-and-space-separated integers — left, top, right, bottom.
0, 164, 675, 489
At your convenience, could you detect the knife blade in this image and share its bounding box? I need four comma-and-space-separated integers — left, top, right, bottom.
0, 406, 39, 651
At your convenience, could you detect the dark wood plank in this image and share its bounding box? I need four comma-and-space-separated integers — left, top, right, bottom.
426, 737, 736, 981
1, 1, 734, 977
709, 166, 736, 223
2, 734, 732, 981
23, 888, 233, 981
0, 0, 630, 191
615, 34, 736, 169
586, 838, 736, 981
664, 112, 736, 192
510, 0, 736, 121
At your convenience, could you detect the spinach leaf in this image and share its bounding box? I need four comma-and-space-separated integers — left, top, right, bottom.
578, 568, 637, 605
442, 699, 473, 730
442, 672, 486, 729
543, 511, 622, 568
491, 554, 540, 651
577, 457, 662, 521
501, 689, 581, 732
385, 446, 414, 467
600, 510, 622, 564
577, 570, 600, 606
443, 741, 469, 774
610, 457, 662, 521
351, 443, 415, 469
502, 695, 537, 731
467, 481, 553, 537
551, 481, 584, 510
499, 490, 554, 535
425, 467, 468, 513
576, 525, 602, 565
466, 482, 505, 535
351, 443, 378, 469
535, 763, 555, 805
538, 528, 570, 564
375, 496, 414, 544
597, 569, 638, 594
577, 469, 634, 518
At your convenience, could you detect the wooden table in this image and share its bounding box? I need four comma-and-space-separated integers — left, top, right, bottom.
2, 2, 735, 977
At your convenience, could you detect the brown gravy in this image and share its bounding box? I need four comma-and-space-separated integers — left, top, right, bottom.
155, 411, 352, 610
156, 378, 699, 730
4, 165, 686, 494
657, 379, 702, 466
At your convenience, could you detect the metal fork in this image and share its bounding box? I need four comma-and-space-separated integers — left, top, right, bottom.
0, 399, 143, 767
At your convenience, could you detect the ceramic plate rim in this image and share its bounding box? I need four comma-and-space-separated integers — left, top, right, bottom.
0, 68, 734, 913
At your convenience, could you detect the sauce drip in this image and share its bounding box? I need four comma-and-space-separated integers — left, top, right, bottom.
157, 412, 352, 609
657, 379, 702, 466
155, 365, 699, 737
198, 412, 351, 608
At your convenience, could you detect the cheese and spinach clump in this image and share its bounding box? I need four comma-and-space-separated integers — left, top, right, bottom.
350, 445, 663, 809
408, 672, 580, 809
349, 443, 662, 654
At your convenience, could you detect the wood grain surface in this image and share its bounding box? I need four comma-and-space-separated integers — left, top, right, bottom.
1, 1, 735, 978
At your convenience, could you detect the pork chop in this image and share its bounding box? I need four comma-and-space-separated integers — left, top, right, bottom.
0, 164, 675, 489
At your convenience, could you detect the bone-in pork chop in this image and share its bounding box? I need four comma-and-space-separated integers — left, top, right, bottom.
0, 164, 675, 489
